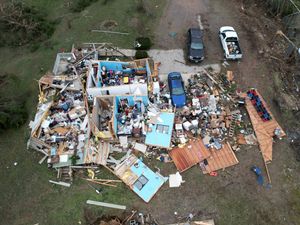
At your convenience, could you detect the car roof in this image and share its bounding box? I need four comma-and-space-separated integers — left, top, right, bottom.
220, 26, 235, 33
168, 72, 182, 78
189, 28, 203, 38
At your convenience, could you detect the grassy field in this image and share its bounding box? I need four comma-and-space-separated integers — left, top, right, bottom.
0, 1, 166, 224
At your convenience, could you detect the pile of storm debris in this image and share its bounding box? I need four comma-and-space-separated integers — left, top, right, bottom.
87, 211, 215, 225
28, 43, 285, 203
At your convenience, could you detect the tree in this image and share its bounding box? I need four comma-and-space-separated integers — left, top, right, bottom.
0, 1, 55, 46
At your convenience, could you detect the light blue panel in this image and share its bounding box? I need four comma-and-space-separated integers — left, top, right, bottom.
145, 60, 151, 79
127, 96, 135, 105
145, 112, 175, 148
115, 96, 120, 104
113, 97, 118, 135
130, 159, 165, 202
50, 147, 57, 156
141, 96, 149, 106
96, 63, 102, 88
99, 61, 128, 71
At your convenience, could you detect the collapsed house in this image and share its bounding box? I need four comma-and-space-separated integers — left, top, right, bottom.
28, 43, 285, 202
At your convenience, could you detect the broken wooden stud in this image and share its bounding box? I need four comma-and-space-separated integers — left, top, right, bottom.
86, 200, 126, 210
49, 180, 71, 187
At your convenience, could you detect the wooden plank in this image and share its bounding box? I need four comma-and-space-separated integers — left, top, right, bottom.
97, 142, 110, 165
91, 30, 129, 35
39, 155, 48, 164
49, 180, 71, 187
263, 157, 272, 184
86, 200, 126, 210
169, 139, 211, 172
151, 62, 159, 77
244, 93, 282, 162
168, 220, 215, 225
86, 179, 117, 187
226, 70, 234, 81
28, 137, 50, 155
193, 220, 215, 225
202, 142, 239, 174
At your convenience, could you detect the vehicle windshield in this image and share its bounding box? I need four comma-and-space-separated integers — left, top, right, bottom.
172, 87, 184, 95
226, 37, 238, 42
191, 42, 203, 50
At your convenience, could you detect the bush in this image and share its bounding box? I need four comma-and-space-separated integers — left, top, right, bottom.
70, 155, 80, 165
136, 0, 146, 13
134, 37, 152, 50
0, 74, 28, 131
0, 101, 28, 130
135, 50, 148, 59
71, 0, 99, 12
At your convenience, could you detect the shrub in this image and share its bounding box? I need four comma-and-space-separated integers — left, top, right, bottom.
70, 155, 80, 165
135, 50, 148, 59
136, 0, 146, 13
0, 74, 28, 131
71, 0, 99, 12
134, 37, 152, 50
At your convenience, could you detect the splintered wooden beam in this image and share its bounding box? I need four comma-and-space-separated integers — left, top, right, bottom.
263, 158, 272, 184
86, 179, 118, 187
49, 180, 71, 187
91, 178, 122, 182
38, 155, 48, 164
86, 200, 126, 210
91, 30, 129, 35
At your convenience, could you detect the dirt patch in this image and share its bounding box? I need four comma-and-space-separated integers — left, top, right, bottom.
101, 20, 118, 30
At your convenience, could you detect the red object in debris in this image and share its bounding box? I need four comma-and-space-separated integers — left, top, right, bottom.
125, 108, 129, 116
209, 171, 218, 176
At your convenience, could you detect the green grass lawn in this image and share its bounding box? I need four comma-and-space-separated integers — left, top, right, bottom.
0, 1, 166, 224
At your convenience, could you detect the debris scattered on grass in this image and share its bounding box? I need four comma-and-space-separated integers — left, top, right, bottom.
28, 43, 285, 202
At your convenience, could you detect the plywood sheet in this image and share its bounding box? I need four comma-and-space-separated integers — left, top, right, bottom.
245, 90, 285, 162
202, 142, 239, 174
114, 154, 137, 177
96, 142, 110, 165
169, 139, 211, 172
245, 90, 286, 137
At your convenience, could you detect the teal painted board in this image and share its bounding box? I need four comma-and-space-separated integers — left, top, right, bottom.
145, 112, 175, 148
130, 159, 166, 202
